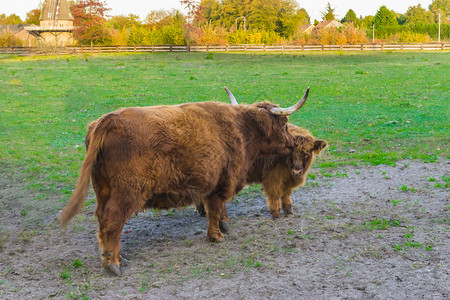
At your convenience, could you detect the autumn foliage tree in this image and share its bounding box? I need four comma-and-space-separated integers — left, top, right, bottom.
71, 0, 111, 45
180, 0, 200, 45
25, 8, 41, 25
0, 14, 22, 25
196, 0, 309, 38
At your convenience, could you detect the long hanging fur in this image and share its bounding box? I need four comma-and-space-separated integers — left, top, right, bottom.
59, 115, 111, 227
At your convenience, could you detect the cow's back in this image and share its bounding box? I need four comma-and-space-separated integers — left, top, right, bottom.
93, 102, 246, 207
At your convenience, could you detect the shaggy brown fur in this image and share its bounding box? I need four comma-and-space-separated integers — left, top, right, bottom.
197, 124, 327, 221
59, 101, 296, 275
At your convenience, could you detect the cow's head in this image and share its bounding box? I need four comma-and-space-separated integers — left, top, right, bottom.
225, 86, 310, 156
287, 125, 327, 177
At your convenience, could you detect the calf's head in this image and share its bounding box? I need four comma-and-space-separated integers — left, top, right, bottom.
287, 125, 327, 177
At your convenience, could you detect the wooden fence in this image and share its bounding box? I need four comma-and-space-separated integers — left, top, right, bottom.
1, 43, 449, 55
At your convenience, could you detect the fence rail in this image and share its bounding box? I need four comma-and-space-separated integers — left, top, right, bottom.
1, 43, 449, 55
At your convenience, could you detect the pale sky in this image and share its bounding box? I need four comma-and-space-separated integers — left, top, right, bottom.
3, 0, 434, 24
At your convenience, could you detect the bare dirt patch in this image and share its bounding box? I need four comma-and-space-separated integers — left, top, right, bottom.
0, 160, 448, 299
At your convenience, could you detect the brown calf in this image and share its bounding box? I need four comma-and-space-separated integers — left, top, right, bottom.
197, 124, 327, 225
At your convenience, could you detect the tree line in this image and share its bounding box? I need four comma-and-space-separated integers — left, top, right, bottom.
1, 0, 449, 47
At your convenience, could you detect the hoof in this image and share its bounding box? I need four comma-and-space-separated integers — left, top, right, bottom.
283, 204, 293, 216
271, 212, 282, 219
208, 233, 223, 243
107, 263, 122, 276
219, 221, 230, 233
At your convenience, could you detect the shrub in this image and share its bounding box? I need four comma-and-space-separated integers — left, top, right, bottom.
0, 32, 24, 47
294, 24, 368, 45
397, 32, 432, 43
192, 24, 229, 45
341, 24, 369, 44
127, 24, 186, 45
228, 29, 281, 44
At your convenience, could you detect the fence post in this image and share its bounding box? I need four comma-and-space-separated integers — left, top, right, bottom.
441, 42, 444, 50
244, 45, 247, 52
400, 43, 404, 50
301, 44, 304, 51
152, 45, 154, 53
206, 45, 209, 52
98, 46, 101, 53
263, 44, 266, 51
11, 47, 14, 54
187, 44, 190, 52
381, 44, 384, 51
226, 44, 229, 52
321, 44, 324, 51
340, 44, 343, 51
134, 46, 136, 52
116, 46, 118, 52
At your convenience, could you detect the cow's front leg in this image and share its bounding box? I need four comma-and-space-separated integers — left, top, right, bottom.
266, 196, 282, 219
281, 189, 294, 217
204, 196, 224, 242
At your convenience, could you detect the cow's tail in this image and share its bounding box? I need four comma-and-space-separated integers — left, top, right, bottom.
60, 116, 110, 227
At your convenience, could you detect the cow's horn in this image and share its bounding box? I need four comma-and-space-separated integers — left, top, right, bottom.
270, 87, 310, 115
224, 86, 238, 105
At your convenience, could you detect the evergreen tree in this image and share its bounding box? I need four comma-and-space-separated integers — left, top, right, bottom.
342, 9, 357, 24
374, 6, 398, 28
321, 2, 336, 21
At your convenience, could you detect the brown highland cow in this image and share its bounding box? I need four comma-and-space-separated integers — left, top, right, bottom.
59, 88, 310, 276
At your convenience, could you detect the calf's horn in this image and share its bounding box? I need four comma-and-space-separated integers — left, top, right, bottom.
224, 86, 238, 105
270, 87, 310, 116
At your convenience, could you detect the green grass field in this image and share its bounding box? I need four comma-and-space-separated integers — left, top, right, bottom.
0, 51, 448, 208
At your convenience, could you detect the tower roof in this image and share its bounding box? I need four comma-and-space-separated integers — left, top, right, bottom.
40, 0, 74, 22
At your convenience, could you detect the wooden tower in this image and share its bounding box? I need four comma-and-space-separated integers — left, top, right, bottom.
26, 0, 75, 47
40, 0, 74, 27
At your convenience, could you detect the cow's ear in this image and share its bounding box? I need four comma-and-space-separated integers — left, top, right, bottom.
313, 140, 327, 155
255, 108, 273, 137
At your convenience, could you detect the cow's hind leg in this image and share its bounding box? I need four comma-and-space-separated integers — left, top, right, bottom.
281, 189, 294, 217
97, 196, 135, 276
204, 196, 224, 242
219, 201, 230, 233
93, 177, 110, 259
